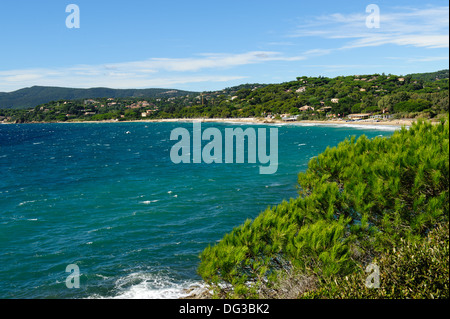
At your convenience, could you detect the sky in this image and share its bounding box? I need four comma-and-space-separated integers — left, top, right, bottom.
0, 0, 448, 92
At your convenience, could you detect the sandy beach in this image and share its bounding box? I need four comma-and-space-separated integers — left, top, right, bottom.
136, 117, 418, 127
2, 117, 425, 127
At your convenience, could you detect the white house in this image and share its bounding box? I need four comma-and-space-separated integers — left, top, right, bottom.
299, 105, 314, 111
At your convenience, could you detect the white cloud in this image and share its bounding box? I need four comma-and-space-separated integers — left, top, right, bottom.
387, 56, 449, 63
340, 35, 449, 50
0, 69, 247, 91
105, 51, 305, 73
0, 51, 304, 91
303, 49, 333, 57
3, 73, 44, 82
291, 5, 449, 50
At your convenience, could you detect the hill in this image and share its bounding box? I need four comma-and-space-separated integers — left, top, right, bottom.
1, 69, 447, 111
408, 69, 449, 82
0, 86, 197, 109
0, 70, 448, 123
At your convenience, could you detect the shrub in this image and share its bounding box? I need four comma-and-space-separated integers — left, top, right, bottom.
304, 223, 449, 299
198, 118, 449, 298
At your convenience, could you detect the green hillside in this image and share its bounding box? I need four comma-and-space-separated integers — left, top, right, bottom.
0, 70, 448, 123
409, 69, 449, 82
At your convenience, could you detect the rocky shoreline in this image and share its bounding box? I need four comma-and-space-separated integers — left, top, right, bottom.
179, 285, 213, 299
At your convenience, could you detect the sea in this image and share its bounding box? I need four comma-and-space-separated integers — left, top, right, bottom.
0, 121, 399, 299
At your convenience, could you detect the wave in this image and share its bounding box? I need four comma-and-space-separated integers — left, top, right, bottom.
139, 200, 160, 205
18, 200, 37, 206
265, 182, 284, 187
1, 216, 39, 224
87, 226, 113, 234
291, 122, 401, 131
338, 124, 401, 131
90, 272, 207, 299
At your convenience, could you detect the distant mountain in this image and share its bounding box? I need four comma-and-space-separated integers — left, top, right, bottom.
0, 86, 198, 109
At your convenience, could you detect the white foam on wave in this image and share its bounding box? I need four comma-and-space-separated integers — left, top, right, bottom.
18, 200, 37, 206
340, 124, 402, 131
139, 200, 160, 205
289, 121, 404, 131
93, 272, 208, 299
87, 226, 114, 234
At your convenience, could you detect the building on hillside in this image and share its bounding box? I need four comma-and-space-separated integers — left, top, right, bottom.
318, 106, 332, 112
141, 110, 154, 117
370, 114, 393, 120
348, 113, 370, 120
299, 105, 314, 111
84, 99, 99, 105
282, 115, 299, 121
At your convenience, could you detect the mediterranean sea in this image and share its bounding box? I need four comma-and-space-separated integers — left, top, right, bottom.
0, 121, 398, 298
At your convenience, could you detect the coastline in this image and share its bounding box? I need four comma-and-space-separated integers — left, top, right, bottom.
2, 117, 421, 127
126, 117, 416, 127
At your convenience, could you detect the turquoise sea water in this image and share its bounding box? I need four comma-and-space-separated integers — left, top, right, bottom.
0, 121, 398, 299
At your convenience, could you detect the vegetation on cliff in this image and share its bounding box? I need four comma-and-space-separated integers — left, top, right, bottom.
198, 118, 449, 299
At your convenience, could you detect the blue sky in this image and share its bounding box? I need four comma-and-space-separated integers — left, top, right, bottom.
0, 0, 448, 92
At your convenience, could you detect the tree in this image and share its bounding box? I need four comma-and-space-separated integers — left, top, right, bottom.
393, 99, 432, 113
198, 119, 449, 298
